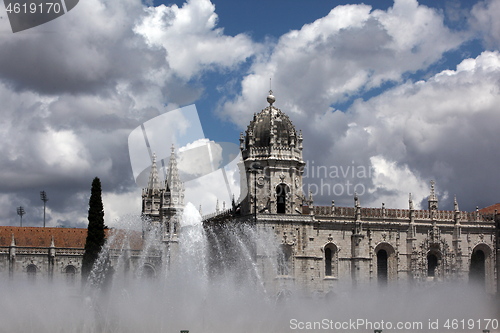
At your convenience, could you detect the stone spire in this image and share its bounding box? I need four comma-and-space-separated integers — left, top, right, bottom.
454, 196, 461, 225
408, 193, 416, 238
428, 180, 438, 210
354, 192, 362, 227
147, 153, 161, 192
165, 145, 183, 195
354, 192, 360, 208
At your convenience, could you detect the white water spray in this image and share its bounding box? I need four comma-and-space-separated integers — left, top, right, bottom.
0, 208, 497, 333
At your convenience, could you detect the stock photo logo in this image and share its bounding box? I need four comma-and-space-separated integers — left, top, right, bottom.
3, 0, 78, 33
128, 105, 245, 215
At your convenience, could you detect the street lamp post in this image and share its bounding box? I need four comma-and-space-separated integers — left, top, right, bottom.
17, 206, 25, 227
40, 191, 48, 227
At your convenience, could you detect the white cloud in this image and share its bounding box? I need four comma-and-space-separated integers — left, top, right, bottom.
344, 51, 500, 209
103, 189, 142, 228
178, 140, 223, 178
470, 0, 500, 49
184, 151, 242, 216
38, 130, 91, 171
368, 155, 429, 209
134, 0, 257, 80
219, 0, 465, 128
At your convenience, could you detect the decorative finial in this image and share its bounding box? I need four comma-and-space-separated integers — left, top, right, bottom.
428, 180, 438, 210
454, 195, 459, 212
171, 144, 175, 153
267, 90, 275, 105
409, 193, 414, 210
354, 192, 360, 207
267, 79, 275, 105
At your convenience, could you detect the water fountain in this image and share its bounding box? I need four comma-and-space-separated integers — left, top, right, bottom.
0, 202, 498, 333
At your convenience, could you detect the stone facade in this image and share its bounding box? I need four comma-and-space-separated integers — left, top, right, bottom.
0, 92, 497, 296
0, 227, 145, 285
201, 91, 499, 296
0, 227, 86, 285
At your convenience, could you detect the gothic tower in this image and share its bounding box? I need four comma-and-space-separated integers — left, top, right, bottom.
239, 91, 305, 215
142, 146, 185, 241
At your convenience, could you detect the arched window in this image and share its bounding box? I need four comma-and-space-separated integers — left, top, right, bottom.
427, 254, 438, 277
377, 249, 388, 286
65, 265, 76, 285
325, 247, 332, 276
324, 244, 337, 277
374, 243, 396, 284
277, 245, 292, 275
276, 184, 289, 214
141, 265, 156, 279
469, 249, 485, 286
27, 264, 37, 282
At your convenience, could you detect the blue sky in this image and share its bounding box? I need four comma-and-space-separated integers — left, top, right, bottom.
0, 0, 499, 227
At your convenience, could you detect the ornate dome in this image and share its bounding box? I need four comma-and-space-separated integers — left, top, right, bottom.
244, 93, 298, 148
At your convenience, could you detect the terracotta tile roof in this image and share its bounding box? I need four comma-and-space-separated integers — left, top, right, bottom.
478, 203, 500, 215
0, 227, 144, 250
0, 227, 87, 248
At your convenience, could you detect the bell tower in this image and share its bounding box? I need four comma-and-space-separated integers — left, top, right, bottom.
142, 146, 185, 240
239, 91, 305, 215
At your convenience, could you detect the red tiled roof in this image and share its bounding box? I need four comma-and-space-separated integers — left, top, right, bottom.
0, 227, 87, 248
478, 203, 500, 215
0, 227, 144, 250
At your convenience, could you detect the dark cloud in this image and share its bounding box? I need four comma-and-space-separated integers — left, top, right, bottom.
0, 0, 257, 227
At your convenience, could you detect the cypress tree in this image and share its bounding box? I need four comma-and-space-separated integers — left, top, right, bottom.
82, 177, 106, 283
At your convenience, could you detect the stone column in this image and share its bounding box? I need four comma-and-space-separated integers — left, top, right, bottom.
351, 233, 365, 286
48, 237, 55, 282
9, 234, 16, 279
